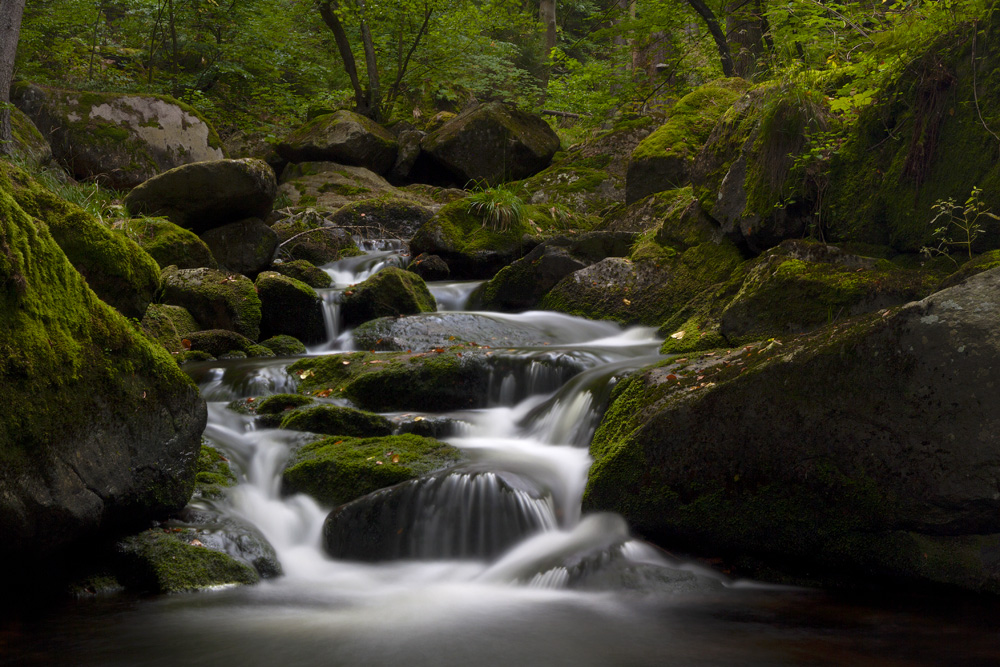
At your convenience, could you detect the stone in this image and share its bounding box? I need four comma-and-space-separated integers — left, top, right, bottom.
279, 405, 393, 438
122, 216, 218, 270
124, 158, 277, 234
406, 253, 450, 281
13, 84, 225, 189
269, 259, 333, 288
277, 110, 398, 174
200, 217, 279, 277
160, 266, 262, 340
271, 210, 361, 265
390, 129, 426, 182
340, 266, 437, 327
255, 271, 326, 343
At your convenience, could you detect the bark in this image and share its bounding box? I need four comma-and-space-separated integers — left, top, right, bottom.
538, 0, 557, 93
319, 0, 370, 117
0, 0, 26, 156
725, 0, 768, 78
684, 0, 735, 77
358, 6, 381, 122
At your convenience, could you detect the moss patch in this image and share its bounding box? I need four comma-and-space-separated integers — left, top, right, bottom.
341, 266, 436, 326
116, 529, 258, 593
280, 405, 393, 438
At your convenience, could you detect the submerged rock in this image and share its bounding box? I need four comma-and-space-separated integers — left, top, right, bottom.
13, 84, 225, 188
124, 158, 277, 234
0, 172, 206, 576
340, 266, 436, 327
282, 434, 461, 506
585, 267, 1000, 592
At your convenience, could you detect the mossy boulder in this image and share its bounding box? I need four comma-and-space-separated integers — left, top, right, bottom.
340, 266, 436, 327
389, 128, 425, 181
290, 348, 494, 411
255, 271, 326, 343
282, 434, 461, 506
124, 158, 277, 234
186, 329, 256, 357
277, 110, 399, 175
279, 405, 393, 438
627, 80, 748, 204
139, 303, 198, 352
329, 196, 434, 241
115, 529, 258, 593
8, 107, 52, 164
406, 253, 450, 281
276, 161, 398, 211
585, 267, 1000, 592
352, 312, 555, 352
0, 171, 206, 574
193, 443, 237, 500
481, 231, 637, 311
122, 216, 218, 270
251, 393, 315, 426
160, 266, 262, 340
200, 217, 278, 277
421, 102, 561, 185
13, 84, 225, 189
940, 250, 1000, 289
269, 258, 332, 288
0, 161, 161, 319
259, 335, 308, 356
271, 209, 361, 265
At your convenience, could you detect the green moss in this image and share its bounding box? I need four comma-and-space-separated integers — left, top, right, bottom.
139, 303, 185, 352
270, 259, 333, 288
194, 443, 237, 499
940, 250, 1000, 288
279, 405, 393, 437
257, 393, 315, 414
282, 434, 461, 506
123, 217, 217, 270
160, 266, 262, 340
259, 335, 308, 356
117, 529, 258, 593
318, 182, 369, 196
341, 266, 436, 326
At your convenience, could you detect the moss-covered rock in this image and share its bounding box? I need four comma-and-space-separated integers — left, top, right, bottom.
122, 216, 218, 270
940, 250, 1000, 289
341, 266, 436, 326
160, 266, 262, 340
139, 303, 196, 352
0, 161, 161, 319
186, 329, 256, 357
329, 196, 434, 241
421, 102, 561, 185
255, 271, 326, 343
124, 158, 276, 234
193, 443, 237, 500
253, 393, 315, 426
269, 258, 332, 288
14, 84, 225, 189
280, 405, 393, 438
277, 110, 399, 175
406, 253, 450, 281
282, 434, 461, 506
584, 267, 1000, 592
627, 80, 748, 204
115, 529, 258, 593
276, 161, 399, 211
271, 209, 361, 265
259, 335, 308, 356
290, 348, 494, 411
200, 217, 278, 277
0, 164, 206, 574
8, 107, 52, 164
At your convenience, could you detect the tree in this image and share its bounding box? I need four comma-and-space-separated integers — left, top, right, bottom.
539, 0, 557, 90
0, 0, 26, 156
683, 0, 735, 77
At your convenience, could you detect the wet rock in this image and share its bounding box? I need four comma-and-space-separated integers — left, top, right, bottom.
124, 158, 277, 234
340, 266, 436, 327
255, 271, 326, 343
123, 216, 218, 270
201, 217, 279, 277
186, 329, 256, 357
271, 209, 361, 265
407, 253, 450, 281
329, 196, 434, 241
353, 313, 551, 351
282, 434, 461, 506
323, 471, 551, 561
259, 335, 308, 356
13, 83, 225, 188
269, 258, 333, 288
277, 110, 398, 174
421, 102, 560, 185
586, 267, 1000, 593
279, 405, 393, 438
160, 266, 262, 340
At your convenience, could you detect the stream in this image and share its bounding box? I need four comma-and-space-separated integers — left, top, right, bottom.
4, 241, 1000, 666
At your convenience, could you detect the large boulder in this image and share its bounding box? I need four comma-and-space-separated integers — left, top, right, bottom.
276, 161, 400, 211
282, 434, 461, 506
13, 84, 225, 189
200, 217, 279, 277
279, 405, 392, 438
124, 158, 277, 234
139, 303, 199, 353
271, 210, 361, 265
1, 162, 160, 319
160, 266, 262, 340
0, 175, 206, 578
122, 217, 218, 270
626, 80, 748, 204
340, 266, 436, 327
420, 102, 560, 185
268, 258, 332, 288
255, 271, 326, 343
586, 268, 1000, 592
329, 196, 434, 241
277, 110, 398, 174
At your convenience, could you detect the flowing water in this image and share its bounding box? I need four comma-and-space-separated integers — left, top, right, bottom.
5, 243, 1000, 666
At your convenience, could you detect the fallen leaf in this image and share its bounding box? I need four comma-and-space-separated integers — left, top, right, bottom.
670, 330, 685, 340
181, 338, 192, 350
392, 455, 400, 463
190, 539, 204, 547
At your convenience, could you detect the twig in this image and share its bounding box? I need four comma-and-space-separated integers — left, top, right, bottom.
971, 20, 1000, 145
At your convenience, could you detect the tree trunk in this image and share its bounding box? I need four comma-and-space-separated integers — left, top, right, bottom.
0, 0, 26, 157
684, 0, 735, 77
358, 5, 381, 122
725, 0, 767, 78
537, 0, 557, 95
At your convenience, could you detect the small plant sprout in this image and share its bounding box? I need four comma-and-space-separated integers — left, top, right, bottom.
922, 186, 999, 262
466, 184, 526, 233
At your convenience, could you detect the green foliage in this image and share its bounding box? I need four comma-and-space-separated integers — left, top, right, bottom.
466, 183, 527, 232
922, 186, 1000, 260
